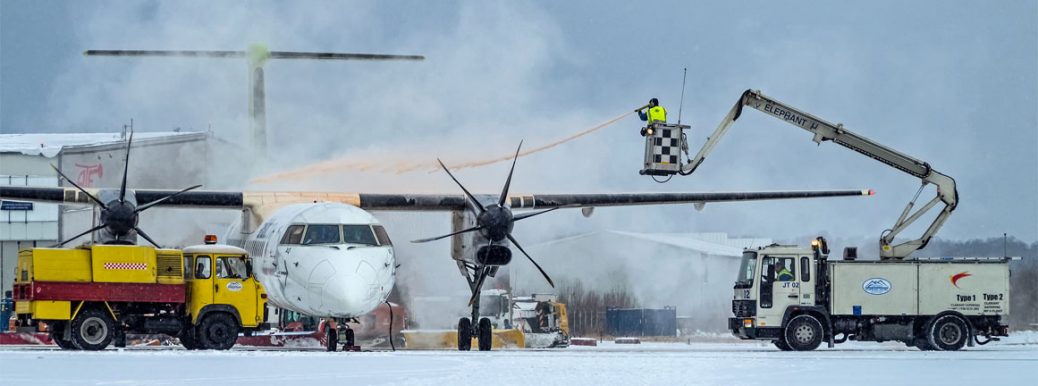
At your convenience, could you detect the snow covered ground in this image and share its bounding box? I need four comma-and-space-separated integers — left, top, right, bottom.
1, 332, 1036, 386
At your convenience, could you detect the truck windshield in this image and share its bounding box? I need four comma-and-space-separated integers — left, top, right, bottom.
736, 251, 757, 287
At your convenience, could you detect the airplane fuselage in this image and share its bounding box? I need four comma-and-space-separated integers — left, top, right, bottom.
226, 203, 396, 318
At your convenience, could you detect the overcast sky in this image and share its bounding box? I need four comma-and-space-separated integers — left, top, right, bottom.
1, 0, 1036, 244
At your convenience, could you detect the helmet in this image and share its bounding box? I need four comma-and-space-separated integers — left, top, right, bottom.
649, 98, 659, 107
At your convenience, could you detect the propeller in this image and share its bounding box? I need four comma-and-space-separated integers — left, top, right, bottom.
413, 141, 557, 288
52, 129, 203, 248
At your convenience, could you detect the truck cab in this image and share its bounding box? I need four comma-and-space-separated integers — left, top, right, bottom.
732, 244, 820, 347
182, 242, 267, 331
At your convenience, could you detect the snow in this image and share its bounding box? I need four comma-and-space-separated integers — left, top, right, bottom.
1, 333, 1036, 385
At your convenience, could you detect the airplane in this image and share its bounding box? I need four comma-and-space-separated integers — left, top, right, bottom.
0, 135, 872, 351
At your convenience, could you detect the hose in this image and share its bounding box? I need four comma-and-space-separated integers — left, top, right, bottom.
385, 300, 395, 351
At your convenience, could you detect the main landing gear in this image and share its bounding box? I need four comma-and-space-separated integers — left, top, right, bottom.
458, 264, 495, 351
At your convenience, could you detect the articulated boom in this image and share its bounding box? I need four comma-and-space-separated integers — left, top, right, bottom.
681, 90, 957, 259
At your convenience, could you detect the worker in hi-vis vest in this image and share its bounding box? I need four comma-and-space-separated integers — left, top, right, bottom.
638, 98, 667, 136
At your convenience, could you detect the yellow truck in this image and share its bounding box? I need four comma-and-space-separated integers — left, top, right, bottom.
12, 237, 266, 350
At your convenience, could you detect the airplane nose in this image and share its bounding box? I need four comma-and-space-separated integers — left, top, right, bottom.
321, 274, 375, 316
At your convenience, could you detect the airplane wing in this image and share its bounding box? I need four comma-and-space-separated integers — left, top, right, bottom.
0, 186, 872, 211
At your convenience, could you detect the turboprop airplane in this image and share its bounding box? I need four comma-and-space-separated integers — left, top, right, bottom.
0, 136, 872, 351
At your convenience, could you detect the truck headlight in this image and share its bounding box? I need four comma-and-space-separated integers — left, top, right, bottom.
743, 319, 754, 328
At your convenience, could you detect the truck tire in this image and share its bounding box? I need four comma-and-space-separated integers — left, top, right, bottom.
49, 321, 78, 350
179, 327, 201, 350
477, 317, 493, 351
784, 315, 823, 351
198, 313, 239, 350
457, 317, 472, 351
927, 314, 968, 351
70, 308, 115, 351
773, 339, 793, 351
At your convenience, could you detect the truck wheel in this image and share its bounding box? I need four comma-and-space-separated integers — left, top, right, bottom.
913, 339, 935, 351
49, 321, 78, 350
927, 314, 968, 351
179, 327, 201, 350
477, 317, 493, 351
784, 315, 823, 351
457, 317, 472, 351
773, 339, 793, 351
71, 308, 115, 351
198, 313, 239, 350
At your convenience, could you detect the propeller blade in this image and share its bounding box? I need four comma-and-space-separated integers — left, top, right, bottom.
54, 224, 106, 247
468, 266, 491, 306
499, 140, 523, 206
119, 130, 134, 203
411, 224, 484, 243
507, 234, 554, 288
437, 159, 485, 214
513, 207, 560, 222
49, 164, 107, 209
135, 185, 203, 213
135, 227, 161, 248
85, 50, 246, 58
268, 52, 424, 61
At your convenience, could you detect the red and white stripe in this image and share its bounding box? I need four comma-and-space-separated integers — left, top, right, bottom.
102, 262, 149, 270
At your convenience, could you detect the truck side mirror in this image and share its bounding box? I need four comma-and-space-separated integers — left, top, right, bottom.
765, 264, 775, 282
245, 260, 253, 278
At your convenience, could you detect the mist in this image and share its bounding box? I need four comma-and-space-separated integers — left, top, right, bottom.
2, 1, 1035, 330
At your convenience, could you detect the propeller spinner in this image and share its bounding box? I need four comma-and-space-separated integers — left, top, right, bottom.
412, 141, 558, 288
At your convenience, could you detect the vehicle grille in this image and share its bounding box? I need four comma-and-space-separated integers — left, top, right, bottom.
156, 253, 183, 278
732, 300, 756, 317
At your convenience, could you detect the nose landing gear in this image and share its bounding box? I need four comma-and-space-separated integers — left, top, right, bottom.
324, 318, 359, 352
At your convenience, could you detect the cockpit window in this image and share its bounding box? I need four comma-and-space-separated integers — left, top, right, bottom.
303, 224, 341, 245
373, 225, 392, 246
343, 225, 378, 246
281, 225, 305, 245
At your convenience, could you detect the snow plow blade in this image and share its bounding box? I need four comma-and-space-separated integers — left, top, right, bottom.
402, 329, 525, 350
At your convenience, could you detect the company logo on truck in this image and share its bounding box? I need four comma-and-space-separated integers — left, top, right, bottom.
862, 278, 892, 295
951, 271, 972, 288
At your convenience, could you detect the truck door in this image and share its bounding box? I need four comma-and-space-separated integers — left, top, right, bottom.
758, 255, 800, 327
213, 254, 259, 327
188, 255, 215, 319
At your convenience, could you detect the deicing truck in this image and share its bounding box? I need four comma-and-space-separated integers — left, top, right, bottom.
729, 238, 1009, 351
12, 236, 267, 350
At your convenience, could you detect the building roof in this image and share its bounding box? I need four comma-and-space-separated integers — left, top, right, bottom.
0, 131, 205, 158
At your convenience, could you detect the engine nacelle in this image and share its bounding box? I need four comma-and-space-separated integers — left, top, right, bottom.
476, 245, 512, 266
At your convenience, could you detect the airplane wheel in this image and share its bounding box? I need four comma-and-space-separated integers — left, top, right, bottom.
478, 318, 493, 351
457, 318, 472, 351
326, 326, 338, 352
344, 328, 356, 348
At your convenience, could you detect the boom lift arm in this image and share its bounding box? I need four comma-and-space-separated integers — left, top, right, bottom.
680, 89, 958, 259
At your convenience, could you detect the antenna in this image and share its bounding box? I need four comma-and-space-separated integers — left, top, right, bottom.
677, 67, 687, 125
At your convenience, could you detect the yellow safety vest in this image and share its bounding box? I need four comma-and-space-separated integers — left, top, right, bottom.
648, 106, 667, 124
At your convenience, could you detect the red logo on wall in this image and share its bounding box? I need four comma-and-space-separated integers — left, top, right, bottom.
75, 163, 103, 187
950, 271, 972, 288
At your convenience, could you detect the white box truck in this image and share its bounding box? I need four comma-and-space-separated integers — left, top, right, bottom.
729, 237, 1010, 351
